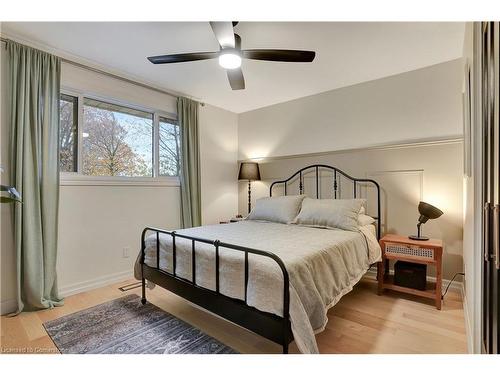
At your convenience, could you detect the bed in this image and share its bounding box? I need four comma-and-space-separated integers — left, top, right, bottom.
134, 165, 382, 354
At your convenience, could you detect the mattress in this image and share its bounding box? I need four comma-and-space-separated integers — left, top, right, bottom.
134, 220, 381, 353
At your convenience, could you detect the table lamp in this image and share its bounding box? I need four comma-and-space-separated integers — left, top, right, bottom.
238, 162, 261, 214
409, 201, 443, 241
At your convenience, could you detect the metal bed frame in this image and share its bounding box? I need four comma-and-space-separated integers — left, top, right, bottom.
140, 164, 380, 353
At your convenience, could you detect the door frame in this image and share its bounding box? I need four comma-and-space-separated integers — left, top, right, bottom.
471, 21, 485, 354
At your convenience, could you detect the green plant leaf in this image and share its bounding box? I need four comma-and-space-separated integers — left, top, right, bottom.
0, 194, 22, 204
1, 196, 18, 204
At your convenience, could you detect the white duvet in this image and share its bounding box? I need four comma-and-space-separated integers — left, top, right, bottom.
134, 220, 381, 353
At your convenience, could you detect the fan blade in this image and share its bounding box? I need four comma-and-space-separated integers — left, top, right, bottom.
227, 68, 245, 90
242, 49, 315, 62
147, 52, 219, 64
209, 22, 235, 49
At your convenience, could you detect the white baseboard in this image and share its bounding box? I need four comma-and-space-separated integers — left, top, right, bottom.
462, 283, 474, 354
58, 270, 134, 297
0, 299, 17, 315
1, 270, 134, 315
364, 268, 463, 294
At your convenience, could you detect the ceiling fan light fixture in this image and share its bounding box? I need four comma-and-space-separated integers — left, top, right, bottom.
218, 51, 241, 69
147, 22, 316, 90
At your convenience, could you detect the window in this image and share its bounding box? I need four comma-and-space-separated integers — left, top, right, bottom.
58, 93, 180, 181
159, 117, 180, 177
59, 94, 78, 172
82, 98, 153, 177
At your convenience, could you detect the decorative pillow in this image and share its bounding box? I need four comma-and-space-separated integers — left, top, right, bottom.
358, 213, 376, 226
292, 198, 366, 232
246, 195, 306, 224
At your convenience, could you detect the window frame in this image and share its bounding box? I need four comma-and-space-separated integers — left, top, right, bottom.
59, 93, 79, 173
59, 87, 180, 187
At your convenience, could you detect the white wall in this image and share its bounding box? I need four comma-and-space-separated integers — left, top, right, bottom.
61, 63, 177, 115
0, 51, 239, 313
199, 105, 239, 224
57, 184, 181, 295
238, 59, 464, 160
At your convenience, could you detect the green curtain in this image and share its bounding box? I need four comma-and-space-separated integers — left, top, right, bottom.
177, 97, 201, 228
8, 41, 63, 312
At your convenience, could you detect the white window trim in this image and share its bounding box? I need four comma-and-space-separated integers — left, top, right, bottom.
60, 87, 179, 187
60, 174, 180, 187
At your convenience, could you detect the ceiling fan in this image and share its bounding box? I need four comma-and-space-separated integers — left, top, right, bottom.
147, 22, 316, 90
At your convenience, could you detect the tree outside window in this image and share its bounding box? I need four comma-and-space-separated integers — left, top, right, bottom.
82, 101, 153, 177
159, 117, 180, 177
59, 94, 181, 178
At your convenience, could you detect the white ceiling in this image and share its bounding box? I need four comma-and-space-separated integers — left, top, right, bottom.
2, 22, 465, 113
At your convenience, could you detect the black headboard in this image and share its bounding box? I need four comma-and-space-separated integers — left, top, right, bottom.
269, 164, 381, 240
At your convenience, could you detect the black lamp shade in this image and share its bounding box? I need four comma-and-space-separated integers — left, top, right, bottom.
238, 162, 261, 181
418, 201, 444, 223
409, 201, 443, 241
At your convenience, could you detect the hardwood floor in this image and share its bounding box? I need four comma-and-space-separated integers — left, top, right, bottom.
0, 277, 467, 354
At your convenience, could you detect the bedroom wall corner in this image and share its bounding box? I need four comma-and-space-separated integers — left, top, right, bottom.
199, 104, 239, 225
237, 59, 465, 282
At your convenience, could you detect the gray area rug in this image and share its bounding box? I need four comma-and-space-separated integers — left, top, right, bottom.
43, 294, 237, 354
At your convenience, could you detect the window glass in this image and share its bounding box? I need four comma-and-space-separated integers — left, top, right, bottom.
159, 117, 180, 177
82, 98, 153, 177
59, 94, 78, 172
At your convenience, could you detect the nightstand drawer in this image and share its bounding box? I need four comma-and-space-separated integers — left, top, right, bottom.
385, 242, 434, 260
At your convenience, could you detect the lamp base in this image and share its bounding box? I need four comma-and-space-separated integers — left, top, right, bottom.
408, 235, 430, 241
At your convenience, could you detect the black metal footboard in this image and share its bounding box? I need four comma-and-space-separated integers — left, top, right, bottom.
140, 227, 292, 353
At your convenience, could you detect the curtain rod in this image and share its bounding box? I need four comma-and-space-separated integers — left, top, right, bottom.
0, 36, 205, 106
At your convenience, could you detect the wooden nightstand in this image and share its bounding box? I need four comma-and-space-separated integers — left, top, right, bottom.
377, 234, 443, 310
219, 218, 244, 224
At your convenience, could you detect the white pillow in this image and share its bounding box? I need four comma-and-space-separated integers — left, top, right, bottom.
292, 198, 365, 232
246, 195, 306, 224
358, 213, 376, 226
